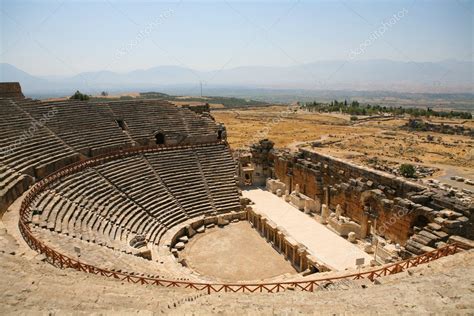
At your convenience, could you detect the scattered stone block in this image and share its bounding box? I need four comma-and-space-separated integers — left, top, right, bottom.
179, 236, 189, 243
175, 242, 185, 250
427, 223, 442, 231
410, 195, 430, 204
364, 244, 373, 253
420, 245, 436, 253
187, 225, 196, 238
439, 209, 462, 219
217, 217, 229, 227
448, 235, 474, 249
419, 230, 439, 241
431, 230, 448, 239
196, 226, 205, 233
433, 217, 445, 225
412, 234, 431, 246
348, 232, 357, 243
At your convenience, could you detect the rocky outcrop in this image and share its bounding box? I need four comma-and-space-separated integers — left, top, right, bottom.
0, 82, 24, 99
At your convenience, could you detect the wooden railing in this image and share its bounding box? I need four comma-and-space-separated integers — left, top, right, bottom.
18, 144, 461, 294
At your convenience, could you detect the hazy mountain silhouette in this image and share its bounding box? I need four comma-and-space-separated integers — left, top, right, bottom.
1, 59, 472, 97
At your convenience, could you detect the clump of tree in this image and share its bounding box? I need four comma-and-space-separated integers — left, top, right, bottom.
399, 164, 416, 178
406, 119, 426, 130
100, 91, 109, 96
70, 90, 90, 101
302, 100, 472, 119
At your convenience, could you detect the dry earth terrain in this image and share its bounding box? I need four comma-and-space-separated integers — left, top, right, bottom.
181, 221, 297, 282
213, 106, 474, 181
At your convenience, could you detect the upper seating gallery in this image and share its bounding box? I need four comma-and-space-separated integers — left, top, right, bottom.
0, 84, 225, 213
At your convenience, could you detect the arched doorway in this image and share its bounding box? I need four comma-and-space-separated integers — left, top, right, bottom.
410, 215, 429, 235
155, 132, 165, 145
217, 130, 223, 140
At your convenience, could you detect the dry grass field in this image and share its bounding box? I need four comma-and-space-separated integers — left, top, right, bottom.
213, 106, 474, 179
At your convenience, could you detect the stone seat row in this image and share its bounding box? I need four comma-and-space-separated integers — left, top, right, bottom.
32, 227, 196, 280
15, 99, 134, 154
29, 144, 240, 255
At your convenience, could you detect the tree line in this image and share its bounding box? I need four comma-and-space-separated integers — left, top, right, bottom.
302, 100, 472, 119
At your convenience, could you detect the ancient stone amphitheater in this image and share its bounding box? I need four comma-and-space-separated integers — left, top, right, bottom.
1, 83, 473, 314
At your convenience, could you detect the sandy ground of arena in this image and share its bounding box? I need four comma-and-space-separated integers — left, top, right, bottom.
243, 188, 373, 271
181, 221, 297, 282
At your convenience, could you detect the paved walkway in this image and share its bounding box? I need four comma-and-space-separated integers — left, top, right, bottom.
242, 188, 373, 271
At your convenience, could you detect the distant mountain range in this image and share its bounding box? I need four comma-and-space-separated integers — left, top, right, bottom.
0, 59, 473, 98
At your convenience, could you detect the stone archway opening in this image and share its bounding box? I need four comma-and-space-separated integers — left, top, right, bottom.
155, 132, 165, 145
410, 215, 429, 235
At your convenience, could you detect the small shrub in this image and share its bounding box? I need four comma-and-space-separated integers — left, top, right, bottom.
399, 164, 416, 178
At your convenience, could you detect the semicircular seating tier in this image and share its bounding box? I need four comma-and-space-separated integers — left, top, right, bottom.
28, 143, 241, 251
0, 97, 222, 213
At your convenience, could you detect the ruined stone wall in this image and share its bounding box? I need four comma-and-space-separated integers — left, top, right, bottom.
404, 119, 473, 137
273, 156, 323, 200
273, 150, 425, 201
299, 149, 426, 197
243, 140, 472, 250
181, 103, 210, 114
269, 148, 471, 247
328, 183, 421, 245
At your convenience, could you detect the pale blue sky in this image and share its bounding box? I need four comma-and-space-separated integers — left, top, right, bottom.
1, 0, 472, 76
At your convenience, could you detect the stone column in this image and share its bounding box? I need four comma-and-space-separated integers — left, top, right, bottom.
324, 186, 330, 206
277, 231, 283, 252
261, 218, 266, 236
304, 200, 311, 214
292, 247, 296, 267
335, 204, 343, 219
299, 248, 308, 271
360, 213, 369, 239
321, 204, 330, 225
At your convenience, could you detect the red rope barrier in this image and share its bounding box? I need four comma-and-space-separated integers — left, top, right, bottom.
17, 144, 462, 294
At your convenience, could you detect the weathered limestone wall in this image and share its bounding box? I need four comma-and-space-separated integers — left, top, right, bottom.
329, 184, 418, 244
298, 149, 425, 198
248, 140, 275, 186
272, 156, 323, 201
264, 147, 471, 249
